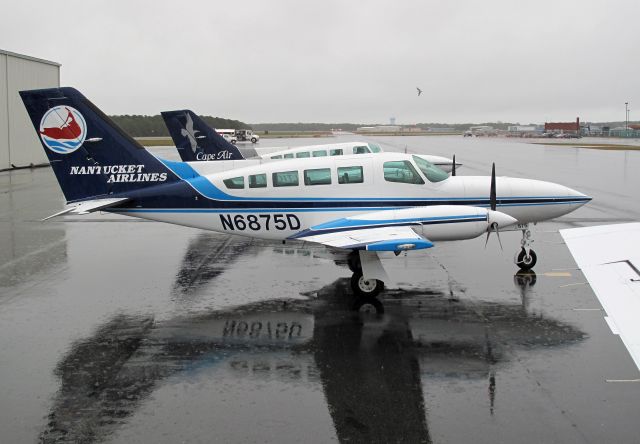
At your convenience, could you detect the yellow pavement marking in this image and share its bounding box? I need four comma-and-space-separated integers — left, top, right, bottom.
560, 282, 588, 288
543, 272, 572, 277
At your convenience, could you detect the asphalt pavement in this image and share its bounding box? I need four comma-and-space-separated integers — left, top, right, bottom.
1, 135, 639, 443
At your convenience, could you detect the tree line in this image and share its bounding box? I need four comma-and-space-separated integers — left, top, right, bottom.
112, 114, 593, 136
109, 115, 251, 137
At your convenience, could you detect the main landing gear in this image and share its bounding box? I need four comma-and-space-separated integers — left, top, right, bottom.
347, 251, 385, 314
515, 225, 537, 270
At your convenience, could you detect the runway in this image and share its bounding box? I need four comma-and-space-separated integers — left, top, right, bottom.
1, 135, 639, 443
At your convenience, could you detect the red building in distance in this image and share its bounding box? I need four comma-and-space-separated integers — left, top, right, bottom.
545, 117, 580, 133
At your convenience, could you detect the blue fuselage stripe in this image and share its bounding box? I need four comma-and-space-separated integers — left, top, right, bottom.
111, 199, 588, 214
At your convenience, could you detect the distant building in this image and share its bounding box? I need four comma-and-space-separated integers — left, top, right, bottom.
356, 125, 401, 133
1, 49, 61, 171
545, 118, 580, 134
427, 127, 455, 133
467, 125, 496, 136
507, 125, 539, 137
507, 125, 536, 132
389, 117, 396, 125
403, 126, 423, 132
580, 123, 603, 136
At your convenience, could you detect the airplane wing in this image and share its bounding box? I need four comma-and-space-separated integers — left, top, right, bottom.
291, 225, 433, 252
43, 197, 130, 221
560, 223, 640, 372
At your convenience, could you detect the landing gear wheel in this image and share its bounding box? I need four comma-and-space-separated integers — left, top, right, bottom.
350, 271, 384, 298
516, 248, 537, 270
352, 296, 384, 314
347, 251, 362, 273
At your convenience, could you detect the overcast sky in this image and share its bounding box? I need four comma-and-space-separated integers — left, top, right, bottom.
2, 0, 639, 124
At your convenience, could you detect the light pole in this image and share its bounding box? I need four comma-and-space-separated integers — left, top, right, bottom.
625, 102, 629, 133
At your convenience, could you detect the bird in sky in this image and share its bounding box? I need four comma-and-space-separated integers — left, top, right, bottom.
416, 87, 422, 96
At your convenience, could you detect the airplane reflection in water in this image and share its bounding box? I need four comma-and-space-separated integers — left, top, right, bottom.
41, 237, 585, 443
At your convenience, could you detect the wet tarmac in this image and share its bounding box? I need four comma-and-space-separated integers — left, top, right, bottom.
1, 135, 639, 443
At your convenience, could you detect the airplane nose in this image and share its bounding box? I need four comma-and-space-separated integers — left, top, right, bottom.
565, 186, 592, 206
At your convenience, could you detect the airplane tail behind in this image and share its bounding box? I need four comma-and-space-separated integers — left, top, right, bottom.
161, 110, 245, 162
20, 87, 180, 203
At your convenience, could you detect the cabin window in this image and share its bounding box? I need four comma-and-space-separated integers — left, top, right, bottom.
353, 146, 370, 154
223, 176, 245, 189
330, 149, 343, 156
368, 143, 382, 153
249, 173, 267, 188
337, 166, 364, 184
273, 170, 299, 187
296, 152, 310, 158
284, 153, 294, 159
304, 168, 332, 185
383, 161, 425, 184
271, 155, 282, 159
312, 150, 327, 157
412, 155, 448, 183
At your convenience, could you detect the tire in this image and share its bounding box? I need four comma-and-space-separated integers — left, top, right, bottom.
251, 137, 257, 143
516, 248, 537, 270
352, 296, 384, 314
350, 271, 384, 298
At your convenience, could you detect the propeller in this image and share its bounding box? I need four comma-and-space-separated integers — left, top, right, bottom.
490, 162, 496, 211
485, 221, 503, 249
485, 162, 503, 250
452, 154, 456, 176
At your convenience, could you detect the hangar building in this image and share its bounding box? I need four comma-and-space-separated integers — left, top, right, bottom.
0, 49, 60, 171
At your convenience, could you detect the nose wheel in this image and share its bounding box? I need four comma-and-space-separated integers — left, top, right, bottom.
515, 225, 537, 270
516, 248, 537, 270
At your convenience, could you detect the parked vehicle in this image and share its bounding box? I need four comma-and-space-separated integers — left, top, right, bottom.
235, 129, 260, 143
216, 129, 237, 144
221, 133, 237, 144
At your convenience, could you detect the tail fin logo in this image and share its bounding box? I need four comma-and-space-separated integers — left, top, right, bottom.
180, 113, 200, 153
39, 106, 87, 154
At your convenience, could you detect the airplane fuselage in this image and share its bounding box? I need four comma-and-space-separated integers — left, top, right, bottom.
111, 153, 590, 242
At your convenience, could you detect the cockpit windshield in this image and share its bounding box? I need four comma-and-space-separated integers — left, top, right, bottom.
412, 155, 449, 183
368, 143, 382, 153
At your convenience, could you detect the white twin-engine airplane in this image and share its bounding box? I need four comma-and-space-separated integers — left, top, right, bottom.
160, 109, 461, 173
21, 87, 591, 300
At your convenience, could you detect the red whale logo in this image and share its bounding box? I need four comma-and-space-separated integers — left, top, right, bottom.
40, 107, 82, 140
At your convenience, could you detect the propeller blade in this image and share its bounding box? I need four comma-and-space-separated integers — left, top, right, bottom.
485, 221, 503, 250
490, 163, 496, 211
494, 223, 503, 251
452, 154, 456, 176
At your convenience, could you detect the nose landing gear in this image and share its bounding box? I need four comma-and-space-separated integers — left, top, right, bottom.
515, 225, 537, 270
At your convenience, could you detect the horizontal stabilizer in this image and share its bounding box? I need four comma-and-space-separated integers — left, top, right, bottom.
43, 197, 130, 221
